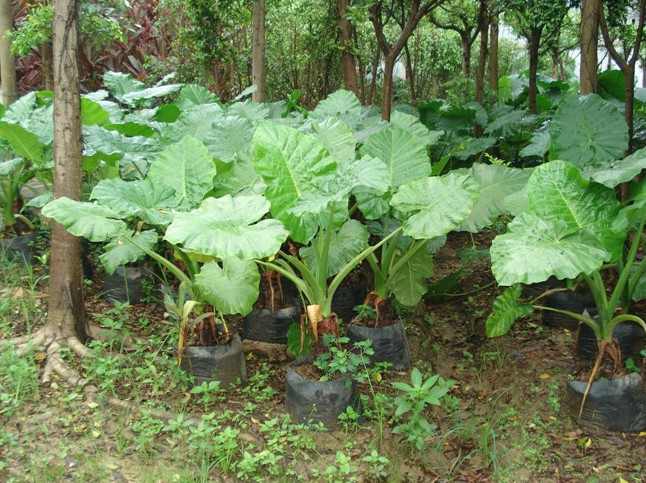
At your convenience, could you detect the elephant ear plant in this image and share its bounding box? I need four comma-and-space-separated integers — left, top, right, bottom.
251, 120, 481, 353
486, 159, 646, 381
42, 136, 289, 367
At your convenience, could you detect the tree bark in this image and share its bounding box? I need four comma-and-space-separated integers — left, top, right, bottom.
579, 0, 600, 95
338, 0, 359, 96
0, 0, 16, 106
488, 11, 499, 100
460, 33, 472, 77
403, 41, 417, 104
474, 0, 488, 107
251, 0, 266, 102
47, 0, 86, 342
42, 42, 54, 90
528, 27, 541, 114
382, 53, 396, 121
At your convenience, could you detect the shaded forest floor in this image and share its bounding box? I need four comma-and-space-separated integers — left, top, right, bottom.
1, 231, 646, 482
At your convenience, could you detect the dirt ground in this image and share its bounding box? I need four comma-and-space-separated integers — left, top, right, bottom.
2, 231, 646, 482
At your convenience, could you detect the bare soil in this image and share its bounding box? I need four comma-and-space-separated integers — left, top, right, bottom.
2, 231, 646, 482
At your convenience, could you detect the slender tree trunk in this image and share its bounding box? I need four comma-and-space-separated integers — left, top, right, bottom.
461, 33, 471, 77
338, 0, 359, 96
42, 42, 54, 90
47, 0, 86, 341
579, 0, 599, 94
528, 27, 541, 114
354, 29, 366, 103
369, 48, 380, 105
251, 0, 266, 102
404, 41, 417, 105
624, 64, 636, 152
381, 53, 395, 121
0, 0, 17, 106
642, 60, 646, 88
488, 12, 499, 101
474, 0, 488, 106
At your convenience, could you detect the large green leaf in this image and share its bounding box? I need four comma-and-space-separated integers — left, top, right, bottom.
90, 178, 178, 226
164, 104, 224, 142
81, 98, 110, 126
103, 71, 145, 102
121, 84, 183, 107
390, 111, 443, 147
519, 128, 550, 159
528, 160, 623, 260
353, 186, 390, 220
299, 219, 369, 278
391, 173, 479, 239
41, 197, 127, 242
460, 164, 530, 232
388, 247, 434, 306
202, 116, 254, 163
311, 118, 355, 167
211, 157, 266, 197
550, 94, 627, 169
0, 121, 44, 162
485, 284, 533, 338
164, 195, 288, 259
194, 258, 260, 315
175, 84, 220, 110
490, 213, 610, 286
83, 125, 163, 172
312, 89, 362, 118
0, 158, 25, 176
584, 147, 646, 188
99, 230, 158, 275
146, 136, 216, 208
252, 123, 338, 243
360, 125, 430, 188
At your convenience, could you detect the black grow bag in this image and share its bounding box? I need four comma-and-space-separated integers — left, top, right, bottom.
180, 332, 247, 387
565, 372, 646, 432
542, 290, 596, 329
346, 320, 411, 370
0, 231, 36, 265
102, 266, 151, 304
243, 305, 300, 344
576, 321, 645, 362
285, 365, 362, 429
331, 281, 368, 324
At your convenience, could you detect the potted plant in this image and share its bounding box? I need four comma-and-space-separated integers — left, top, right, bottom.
42, 135, 289, 387
251, 121, 481, 426
486, 158, 646, 432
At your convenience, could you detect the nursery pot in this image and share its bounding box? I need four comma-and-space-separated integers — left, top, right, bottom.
346, 320, 411, 371
243, 304, 300, 344
576, 321, 645, 362
331, 279, 368, 323
0, 231, 36, 265
102, 265, 150, 304
565, 372, 646, 432
180, 332, 247, 388
541, 290, 596, 330
285, 363, 362, 430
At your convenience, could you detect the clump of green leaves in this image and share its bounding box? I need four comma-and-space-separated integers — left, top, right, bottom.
391, 367, 454, 450
313, 335, 374, 383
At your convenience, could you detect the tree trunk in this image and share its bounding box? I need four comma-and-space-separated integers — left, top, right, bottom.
642, 60, 646, 88
0, 0, 16, 106
461, 33, 472, 77
42, 42, 54, 91
488, 12, 499, 101
47, 0, 86, 342
251, 0, 266, 102
369, 48, 380, 105
474, 0, 488, 107
579, 0, 599, 95
624, 64, 636, 153
381, 53, 395, 121
404, 41, 417, 105
338, 0, 358, 96
528, 27, 541, 114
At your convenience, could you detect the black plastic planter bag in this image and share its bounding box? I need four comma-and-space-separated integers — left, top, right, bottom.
243, 305, 300, 344
102, 266, 149, 304
285, 365, 362, 429
576, 322, 645, 362
180, 332, 247, 387
0, 231, 36, 265
331, 281, 368, 323
346, 320, 411, 370
542, 290, 595, 329
566, 372, 646, 432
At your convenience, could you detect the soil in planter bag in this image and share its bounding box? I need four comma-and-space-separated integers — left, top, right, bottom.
346, 320, 411, 371
285, 364, 362, 429
180, 332, 247, 387
243, 305, 300, 344
0, 231, 37, 265
566, 372, 646, 432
